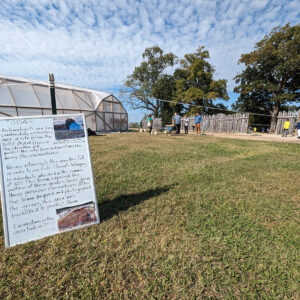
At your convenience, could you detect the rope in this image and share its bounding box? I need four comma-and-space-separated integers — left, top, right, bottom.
151, 97, 275, 118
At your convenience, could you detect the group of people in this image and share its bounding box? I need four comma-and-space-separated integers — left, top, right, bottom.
249, 127, 270, 134
147, 112, 203, 135
171, 112, 203, 135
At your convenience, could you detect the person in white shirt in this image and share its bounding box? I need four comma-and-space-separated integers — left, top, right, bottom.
183, 116, 190, 134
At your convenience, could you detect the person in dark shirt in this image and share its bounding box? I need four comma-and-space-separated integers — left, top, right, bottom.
173, 113, 181, 134
296, 121, 300, 139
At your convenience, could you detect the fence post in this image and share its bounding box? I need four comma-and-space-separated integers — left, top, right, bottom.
49, 73, 57, 115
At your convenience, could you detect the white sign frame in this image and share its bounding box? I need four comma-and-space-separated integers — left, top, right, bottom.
0, 114, 100, 247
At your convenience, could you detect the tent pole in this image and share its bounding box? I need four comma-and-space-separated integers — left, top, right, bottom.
49, 73, 57, 115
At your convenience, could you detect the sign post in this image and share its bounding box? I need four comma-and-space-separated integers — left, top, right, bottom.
49, 73, 57, 115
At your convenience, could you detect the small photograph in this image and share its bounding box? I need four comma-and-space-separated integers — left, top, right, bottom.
56, 201, 97, 231
53, 115, 85, 140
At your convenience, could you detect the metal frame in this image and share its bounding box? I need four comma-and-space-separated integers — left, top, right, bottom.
73, 91, 94, 109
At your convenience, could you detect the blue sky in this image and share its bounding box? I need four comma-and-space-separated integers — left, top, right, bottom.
0, 0, 299, 122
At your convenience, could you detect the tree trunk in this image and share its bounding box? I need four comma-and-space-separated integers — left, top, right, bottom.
154, 99, 159, 117
270, 105, 279, 133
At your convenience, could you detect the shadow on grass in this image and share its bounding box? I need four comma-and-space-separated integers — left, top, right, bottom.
99, 185, 173, 221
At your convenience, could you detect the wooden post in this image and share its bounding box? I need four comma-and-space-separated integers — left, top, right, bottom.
49, 73, 57, 115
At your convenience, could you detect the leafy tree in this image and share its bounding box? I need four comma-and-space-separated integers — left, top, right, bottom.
123, 46, 177, 117
65, 118, 75, 129
234, 24, 300, 132
174, 46, 229, 115
214, 103, 233, 115
128, 122, 139, 128
152, 74, 182, 123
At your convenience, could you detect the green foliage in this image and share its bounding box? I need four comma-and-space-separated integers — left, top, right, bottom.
174, 46, 229, 114
234, 24, 300, 131
152, 74, 182, 123
129, 122, 139, 128
123, 45, 229, 122
123, 46, 177, 117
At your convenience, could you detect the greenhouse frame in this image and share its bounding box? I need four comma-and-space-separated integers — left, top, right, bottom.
0, 74, 128, 132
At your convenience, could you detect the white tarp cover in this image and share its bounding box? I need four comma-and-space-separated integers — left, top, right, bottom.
0, 74, 128, 132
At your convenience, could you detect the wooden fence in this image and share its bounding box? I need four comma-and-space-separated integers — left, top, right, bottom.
181, 113, 249, 134
203, 113, 249, 133
275, 111, 298, 135
141, 110, 300, 135
141, 113, 249, 133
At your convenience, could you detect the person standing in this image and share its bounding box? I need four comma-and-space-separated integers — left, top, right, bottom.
195, 113, 202, 135
282, 119, 290, 137
296, 120, 300, 139
184, 116, 190, 134
147, 114, 153, 134
173, 112, 181, 134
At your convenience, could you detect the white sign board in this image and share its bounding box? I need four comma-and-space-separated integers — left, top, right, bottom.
0, 114, 99, 247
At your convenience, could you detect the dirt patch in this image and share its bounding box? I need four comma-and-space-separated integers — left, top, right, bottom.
200, 132, 300, 144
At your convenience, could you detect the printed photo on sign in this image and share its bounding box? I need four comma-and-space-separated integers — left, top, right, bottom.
56, 202, 97, 231
53, 116, 85, 140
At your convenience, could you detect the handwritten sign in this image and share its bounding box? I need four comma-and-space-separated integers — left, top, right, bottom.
0, 114, 99, 247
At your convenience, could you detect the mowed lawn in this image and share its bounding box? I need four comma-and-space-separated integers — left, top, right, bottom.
0, 132, 299, 299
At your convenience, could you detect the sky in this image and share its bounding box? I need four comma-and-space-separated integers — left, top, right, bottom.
0, 0, 299, 122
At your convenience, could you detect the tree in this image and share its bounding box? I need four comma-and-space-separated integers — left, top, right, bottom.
234, 24, 300, 132
65, 118, 75, 129
174, 46, 229, 115
152, 74, 182, 123
128, 122, 139, 128
123, 46, 177, 117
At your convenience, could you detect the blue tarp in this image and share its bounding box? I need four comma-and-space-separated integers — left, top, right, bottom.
69, 122, 82, 131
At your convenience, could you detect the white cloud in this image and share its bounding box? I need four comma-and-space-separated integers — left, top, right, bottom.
0, 0, 298, 98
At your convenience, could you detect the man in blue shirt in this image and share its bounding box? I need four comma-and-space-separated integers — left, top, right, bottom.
195, 113, 202, 135
173, 113, 181, 134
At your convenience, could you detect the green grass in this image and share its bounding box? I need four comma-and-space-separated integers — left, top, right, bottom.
1, 132, 299, 299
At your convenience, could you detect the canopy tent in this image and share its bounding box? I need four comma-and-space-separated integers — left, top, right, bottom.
0, 74, 128, 132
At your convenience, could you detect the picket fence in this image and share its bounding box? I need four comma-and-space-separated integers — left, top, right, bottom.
181, 113, 249, 134
141, 110, 300, 135
142, 113, 249, 133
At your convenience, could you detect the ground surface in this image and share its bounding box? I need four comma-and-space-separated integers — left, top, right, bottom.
204, 132, 300, 144
0, 133, 299, 299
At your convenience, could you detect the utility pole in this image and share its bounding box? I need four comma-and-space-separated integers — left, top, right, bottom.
49, 73, 57, 115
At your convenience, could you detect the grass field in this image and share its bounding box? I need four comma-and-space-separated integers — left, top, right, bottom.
0, 132, 299, 299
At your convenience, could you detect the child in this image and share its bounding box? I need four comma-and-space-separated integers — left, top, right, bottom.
147, 114, 153, 134
282, 119, 290, 137
184, 116, 190, 134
